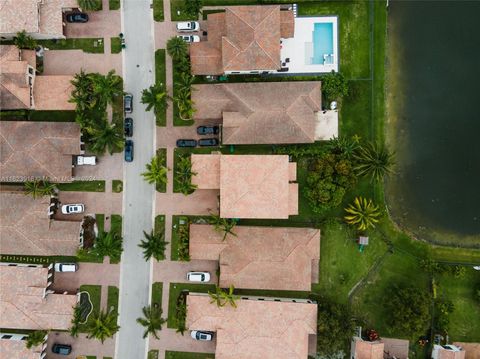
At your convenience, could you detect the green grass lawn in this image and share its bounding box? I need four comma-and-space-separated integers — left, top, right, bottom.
96, 214, 105, 233
57, 180, 106, 192
165, 352, 215, 359
155, 148, 168, 192
112, 180, 123, 193
28, 110, 76, 122
170, 215, 185, 261
168, 283, 216, 328
37, 38, 104, 53
78, 285, 102, 332
109, 0, 120, 10
111, 214, 122, 236
155, 50, 167, 126
148, 351, 159, 359
110, 37, 122, 54
154, 215, 167, 260
107, 286, 119, 319
153, 0, 165, 21
152, 282, 163, 307
172, 65, 194, 127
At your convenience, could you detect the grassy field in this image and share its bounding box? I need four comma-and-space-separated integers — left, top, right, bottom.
152, 282, 163, 307
155, 50, 167, 126
110, 37, 122, 54
153, 0, 165, 21
57, 180, 106, 192
37, 38, 104, 53
78, 285, 102, 332
165, 352, 215, 359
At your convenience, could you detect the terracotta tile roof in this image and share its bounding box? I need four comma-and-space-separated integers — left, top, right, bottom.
0, 339, 42, 359
354, 339, 385, 359
190, 224, 320, 290
0, 121, 81, 182
434, 346, 467, 359
192, 82, 321, 144
187, 294, 317, 359
190, 6, 294, 75
382, 338, 409, 359
0, 0, 77, 38
0, 45, 33, 110
33, 75, 75, 110
191, 154, 298, 219
453, 343, 480, 359
0, 265, 76, 330
0, 192, 81, 256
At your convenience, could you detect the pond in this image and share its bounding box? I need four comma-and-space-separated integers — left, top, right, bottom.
385, 0, 480, 247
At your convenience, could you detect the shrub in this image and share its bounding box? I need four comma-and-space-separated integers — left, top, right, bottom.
344, 197, 381, 231
321, 71, 349, 102
175, 291, 188, 335
177, 223, 190, 261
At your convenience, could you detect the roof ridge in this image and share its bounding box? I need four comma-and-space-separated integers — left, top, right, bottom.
285, 95, 317, 141
1, 79, 30, 108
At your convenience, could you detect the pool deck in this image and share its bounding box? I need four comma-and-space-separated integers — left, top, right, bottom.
281, 16, 339, 74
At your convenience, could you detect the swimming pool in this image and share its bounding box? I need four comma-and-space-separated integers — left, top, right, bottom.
312, 22, 334, 64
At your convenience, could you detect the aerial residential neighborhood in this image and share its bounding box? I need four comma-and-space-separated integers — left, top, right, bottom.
0, 1, 479, 359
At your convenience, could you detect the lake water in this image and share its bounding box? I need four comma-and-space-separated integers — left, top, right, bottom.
386, 0, 480, 247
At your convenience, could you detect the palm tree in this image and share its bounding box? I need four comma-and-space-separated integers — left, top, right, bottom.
327, 136, 359, 159
175, 155, 197, 195
78, 0, 102, 11
208, 286, 226, 308
209, 214, 237, 241
174, 91, 195, 120
141, 83, 169, 116
86, 308, 120, 343
220, 285, 239, 308
91, 70, 123, 106
354, 142, 395, 182
138, 230, 169, 261
136, 304, 167, 339
176, 72, 194, 95
13, 30, 36, 49
70, 70, 97, 111
91, 230, 123, 261
25, 330, 47, 349
142, 153, 169, 186
24, 180, 56, 199
166, 36, 188, 60
69, 304, 82, 338
344, 197, 381, 231
90, 121, 124, 155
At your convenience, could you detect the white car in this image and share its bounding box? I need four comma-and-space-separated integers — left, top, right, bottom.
191, 330, 214, 341
54, 263, 78, 272
75, 155, 96, 165
61, 204, 85, 214
187, 271, 211, 282
176, 21, 200, 32
177, 35, 200, 43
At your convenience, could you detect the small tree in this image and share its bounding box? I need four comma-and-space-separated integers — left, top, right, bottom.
25, 330, 47, 349
184, 0, 203, 17
69, 305, 82, 338
13, 30, 36, 49
175, 155, 197, 195
321, 71, 349, 102
138, 230, 169, 261
166, 36, 188, 60
24, 180, 56, 199
208, 286, 226, 308
209, 214, 237, 241
344, 197, 381, 231
354, 142, 395, 182
91, 70, 123, 106
78, 0, 102, 11
208, 285, 239, 308
91, 230, 123, 261
86, 308, 120, 343
136, 304, 167, 339
141, 83, 169, 117
89, 121, 124, 155
141, 153, 169, 187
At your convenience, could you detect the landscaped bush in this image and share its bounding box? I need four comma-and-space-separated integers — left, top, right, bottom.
177, 223, 190, 261
174, 291, 188, 335
434, 299, 455, 334
321, 71, 349, 102
174, 154, 197, 195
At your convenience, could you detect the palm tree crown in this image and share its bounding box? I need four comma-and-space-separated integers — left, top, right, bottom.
25, 330, 47, 349
90, 121, 124, 155
136, 304, 167, 339
166, 37, 188, 60
91, 230, 123, 262
141, 82, 169, 116
354, 142, 395, 182
138, 230, 169, 261
209, 214, 237, 241
92, 70, 123, 106
13, 30, 36, 49
24, 180, 56, 199
141, 153, 169, 186
86, 309, 120, 343
344, 197, 381, 231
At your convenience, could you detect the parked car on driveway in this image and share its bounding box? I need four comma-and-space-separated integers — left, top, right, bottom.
176, 139, 197, 148
61, 204, 85, 215
54, 263, 78, 272
124, 117, 133, 137
191, 330, 214, 341
75, 155, 96, 165
177, 35, 200, 43
124, 93, 133, 113
124, 140, 134, 162
199, 138, 219, 147
197, 125, 219, 135
187, 271, 211, 282
176, 21, 200, 32
51, 344, 72, 355
66, 13, 88, 23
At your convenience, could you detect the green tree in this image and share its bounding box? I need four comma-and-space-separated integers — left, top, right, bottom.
141, 82, 169, 117
386, 285, 430, 336
91, 70, 123, 106
184, 0, 203, 17
136, 304, 167, 339
321, 71, 349, 102
89, 121, 124, 155
174, 90, 195, 120
344, 197, 381, 231
208, 285, 239, 308
91, 230, 123, 261
167, 36, 188, 60
13, 30, 36, 49
311, 296, 356, 356
25, 330, 47, 349
78, 0, 102, 11
138, 230, 169, 261
354, 142, 395, 182
141, 153, 168, 187
177, 72, 194, 94
69, 304, 82, 338
24, 180, 56, 199
70, 70, 97, 112
86, 308, 120, 343
209, 214, 237, 241
208, 286, 226, 308
326, 136, 360, 159
175, 155, 197, 195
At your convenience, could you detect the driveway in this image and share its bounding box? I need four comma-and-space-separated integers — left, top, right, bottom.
155, 191, 219, 216
54, 191, 122, 221
156, 118, 222, 148
149, 328, 216, 354
47, 332, 115, 359
65, 1, 120, 38
153, 260, 218, 284
73, 152, 124, 182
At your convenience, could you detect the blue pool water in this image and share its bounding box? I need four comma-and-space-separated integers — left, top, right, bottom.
312, 22, 334, 64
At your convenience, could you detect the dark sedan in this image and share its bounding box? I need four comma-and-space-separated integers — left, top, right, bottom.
176, 139, 197, 148
197, 125, 219, 135
66, 13, 89, 23
199, 138, 219, 147
124, 117, 133, 137
52, 344, 72, 355
124, 140, 134, 162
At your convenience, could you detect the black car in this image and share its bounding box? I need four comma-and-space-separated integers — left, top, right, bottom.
197, 125, 219, 135
198, 138, 219, 147
124, 140, 134, 162
124, 93, 133, 113
176, 139, 197, 148
51, 344, 72, 355
66, 13, 89, 23
124, 117, 133, 137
